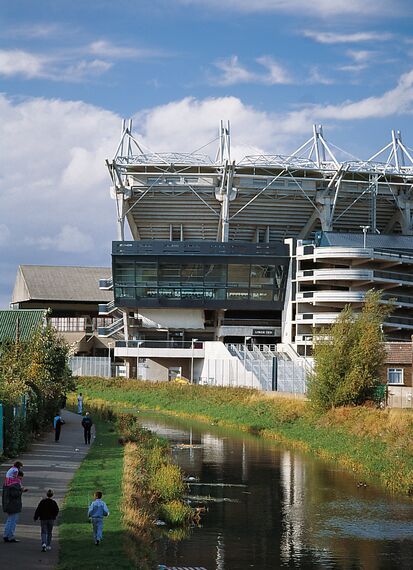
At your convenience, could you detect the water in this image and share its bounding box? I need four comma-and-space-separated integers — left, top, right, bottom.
139, 413, 413, 569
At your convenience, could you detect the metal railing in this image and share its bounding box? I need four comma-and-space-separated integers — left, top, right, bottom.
99, 277, 113, 289
98, 318, 124, 337
115, 340, 204, 349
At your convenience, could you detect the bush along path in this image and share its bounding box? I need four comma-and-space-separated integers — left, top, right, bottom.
62, 397, 200, 570
77, 377, 413, 497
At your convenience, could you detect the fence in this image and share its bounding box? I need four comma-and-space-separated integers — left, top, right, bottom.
199, 358, 273, 391
69, 356, 111, 378
199, 357, 308, 394
387, 386, 413, 409
275, 360, 307, 394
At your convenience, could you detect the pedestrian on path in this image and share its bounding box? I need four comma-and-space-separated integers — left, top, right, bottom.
53, 413, 65, 442
33, 489, 59, 552
87, 491, 109, 545
77, 393, 83, 414
81, 412, 93, 445
2, 470, 27, 543
4, 462, 23, 486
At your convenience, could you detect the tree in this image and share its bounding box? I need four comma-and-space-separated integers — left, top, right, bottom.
0, 324, 74, 454
308, 290, 391, 411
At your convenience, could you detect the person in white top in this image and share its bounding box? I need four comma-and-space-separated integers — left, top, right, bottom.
77, 393, 83, 414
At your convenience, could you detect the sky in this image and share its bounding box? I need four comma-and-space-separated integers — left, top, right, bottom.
2, 0, 413, 307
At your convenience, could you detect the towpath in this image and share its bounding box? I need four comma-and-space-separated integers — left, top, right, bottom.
0, 409, 89, 569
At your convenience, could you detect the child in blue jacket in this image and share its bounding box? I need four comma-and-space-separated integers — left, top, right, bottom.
87, 491, 109, 545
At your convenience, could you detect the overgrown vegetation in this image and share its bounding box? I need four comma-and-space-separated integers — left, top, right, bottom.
76, 378, 413, 495
308, 290, 391, 411
0, 325, 74, 455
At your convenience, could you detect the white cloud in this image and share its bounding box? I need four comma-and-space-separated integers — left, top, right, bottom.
0, 50, 46, 78
0, 49, 110, 82
0, 94, 121, 306
3, 23, 65, 39
27, 225, 94, 253
0, 39, 165, 82
346, 49, 376, 63
212, 55, 292, 86
87, 40, 164, 59
303, 31, 393, 44
179, 0, 399, 17
283, 69, 413, 127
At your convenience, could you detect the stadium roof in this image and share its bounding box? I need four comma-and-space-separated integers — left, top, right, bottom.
12, 265, 112, 304
0, 309, 46, 343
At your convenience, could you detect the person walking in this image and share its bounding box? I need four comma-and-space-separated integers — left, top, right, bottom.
77, 393, 83, 414
33, 489, 59, 552
81, 412, 93, 445
2, 470, 27, 543
4, 462, 23, 486
87, 491, 109, 545
53, 413, 64, 443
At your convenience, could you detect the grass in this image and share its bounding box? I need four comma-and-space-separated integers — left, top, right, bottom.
58, 415, 130, 570
76, 377, 413, 496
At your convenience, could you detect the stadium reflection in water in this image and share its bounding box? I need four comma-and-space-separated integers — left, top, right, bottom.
141, 414, 413, 569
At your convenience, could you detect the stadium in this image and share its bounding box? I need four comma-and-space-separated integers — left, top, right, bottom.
98, 120, 413, 388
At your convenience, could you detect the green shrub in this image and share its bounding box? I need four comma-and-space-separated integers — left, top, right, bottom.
160, 499, 193, 525
149, 463, 186, 501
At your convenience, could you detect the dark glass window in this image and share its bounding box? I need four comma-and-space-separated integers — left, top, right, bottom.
205, 264, 226, 284
136, 262, 157, 285
116, 262, 135, 285
159, 264, 180, 285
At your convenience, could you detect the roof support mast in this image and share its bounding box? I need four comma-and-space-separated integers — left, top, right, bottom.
216, 121, 235, 242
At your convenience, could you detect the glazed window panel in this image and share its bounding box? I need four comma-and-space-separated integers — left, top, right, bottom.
205, 264, 227, 285
136, 262, 157, 285
250, 265, 275, 288
115, 262, 135, 285
228, 264, 250, 287
181, 264, 204, 284
387, 368, 404, 384
159, 264, 181, 285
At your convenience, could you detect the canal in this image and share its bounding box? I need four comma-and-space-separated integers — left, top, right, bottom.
140, 412, 413, 569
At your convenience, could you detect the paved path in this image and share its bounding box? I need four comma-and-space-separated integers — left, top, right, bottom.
0, 409, 91, 569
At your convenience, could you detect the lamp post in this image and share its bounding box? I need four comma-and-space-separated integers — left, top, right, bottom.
108, 342, 114, 378
360, 225, 370, 249
190, 338, 198, 384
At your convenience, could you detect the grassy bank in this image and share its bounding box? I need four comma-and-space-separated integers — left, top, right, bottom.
59, 402, 196, 570
77, 377, 413, 496
58, 415, 130, 570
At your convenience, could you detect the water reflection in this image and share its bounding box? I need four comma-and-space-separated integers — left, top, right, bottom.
141, 415, 413, 569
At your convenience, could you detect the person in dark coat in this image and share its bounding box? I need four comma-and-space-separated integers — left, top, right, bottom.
34, 489, 59, 551
53, 413, 64, 442
2, 471, 27, 542
81, 412, 93, 445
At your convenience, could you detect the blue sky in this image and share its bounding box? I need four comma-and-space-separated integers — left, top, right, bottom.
2, 0, 413, 306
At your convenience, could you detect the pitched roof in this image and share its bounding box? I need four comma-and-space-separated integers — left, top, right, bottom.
0, 309, 46, 343
12, 265, 113, 303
